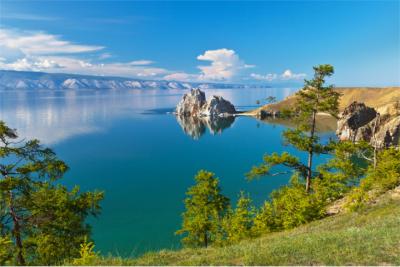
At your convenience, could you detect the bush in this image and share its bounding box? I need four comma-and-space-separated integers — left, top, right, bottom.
346, 148, 400, 210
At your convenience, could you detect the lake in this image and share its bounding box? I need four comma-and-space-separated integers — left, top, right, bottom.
0, 87, 335, 256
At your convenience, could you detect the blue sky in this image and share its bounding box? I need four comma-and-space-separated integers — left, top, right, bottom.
0, 1, 399, 86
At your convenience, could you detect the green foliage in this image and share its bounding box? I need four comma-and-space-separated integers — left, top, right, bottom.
176, 170, 230, 248
252, 201, 274, 235
248, 64, 341, 194
248, 140, 370, 233
72, 237, 100, 266
247, 152, 307, 181
0, 236, 13, 265
269, 176, 326, 229
314, 141, 370, 202
346, 148, 400, 210
224, 192, 256, 243
0, 121, 104, 265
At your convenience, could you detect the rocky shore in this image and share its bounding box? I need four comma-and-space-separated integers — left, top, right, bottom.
336, 101, 399, 148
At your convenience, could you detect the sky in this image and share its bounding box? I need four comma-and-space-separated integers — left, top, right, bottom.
0, 0, 399, 86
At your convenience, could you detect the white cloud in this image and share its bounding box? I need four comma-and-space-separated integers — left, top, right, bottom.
0, 28, 104, 55
250, 73, 278, 81
0, 28, 257, 82
3, 57, 63, 71
196, 48, 253, 81
280, 69, 306, 80
163, 72, 198, 81
128, 60, 154, 66
250, 69, 306, 82
0, 27, 169, 79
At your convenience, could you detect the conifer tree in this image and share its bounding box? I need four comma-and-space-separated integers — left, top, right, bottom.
0, 121, 103, 265
248, 65, 341, 193
176, 170, 229, 247
225, 192, 255, 243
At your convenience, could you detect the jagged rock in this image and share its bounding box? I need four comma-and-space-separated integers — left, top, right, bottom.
336, 101, 400, 148
200, 96, 236, 118
371, 116, 400, 148
176, 88, 236, 118
175, 88, 206, 116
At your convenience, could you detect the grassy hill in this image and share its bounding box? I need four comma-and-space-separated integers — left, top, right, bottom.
92, 188, 400, 266
246, 87, 400, 116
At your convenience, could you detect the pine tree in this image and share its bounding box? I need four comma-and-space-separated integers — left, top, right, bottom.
0, 121, 104, 265
248, 65, 341, 193
176, 170, 229, 247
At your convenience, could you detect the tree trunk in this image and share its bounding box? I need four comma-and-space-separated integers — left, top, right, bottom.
372, 114, 380, 169
204, 232, 208, 248
306, 110, 317, 193
9, 191, 25, 266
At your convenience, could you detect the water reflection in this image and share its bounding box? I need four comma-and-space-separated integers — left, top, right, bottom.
0, 87, 297, 144
176, 115, 235, 140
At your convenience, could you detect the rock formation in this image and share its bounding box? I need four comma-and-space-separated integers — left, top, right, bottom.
176, 88, 236, 118
336, 101, 400, 148
175, 88, 206, 116
200, 95, 236, 118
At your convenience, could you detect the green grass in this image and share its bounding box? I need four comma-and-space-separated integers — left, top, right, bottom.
93, 194, 400, 266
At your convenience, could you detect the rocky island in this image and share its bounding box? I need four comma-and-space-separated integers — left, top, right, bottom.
176, 88, 236, 118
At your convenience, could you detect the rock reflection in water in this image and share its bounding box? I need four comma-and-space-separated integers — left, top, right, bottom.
176, 115, 235, 140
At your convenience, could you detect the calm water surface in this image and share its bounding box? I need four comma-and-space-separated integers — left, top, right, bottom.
0, 88, 334, 256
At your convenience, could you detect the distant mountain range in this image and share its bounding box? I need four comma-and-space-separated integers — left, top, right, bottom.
0, 70, 269, 90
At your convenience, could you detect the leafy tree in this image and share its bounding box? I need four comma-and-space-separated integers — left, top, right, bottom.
225, 192, 255, 243
176, 170, 229, 247
248, 64, 341, 193
0, 121, 103, 265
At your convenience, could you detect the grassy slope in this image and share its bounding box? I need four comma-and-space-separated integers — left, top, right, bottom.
96, 191, 400, 266
246, 87, 400, 116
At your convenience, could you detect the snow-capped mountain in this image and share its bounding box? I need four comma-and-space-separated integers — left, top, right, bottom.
0, 70, 269, 90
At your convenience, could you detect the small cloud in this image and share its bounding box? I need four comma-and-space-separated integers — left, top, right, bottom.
280, 69, 306, 80
250, 69, 306, 82
250, 73, 278, 81
1, 57, 63, 71
128, 60, 154, 66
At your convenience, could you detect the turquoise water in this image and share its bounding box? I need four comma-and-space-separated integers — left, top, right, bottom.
0, 88, 334, 256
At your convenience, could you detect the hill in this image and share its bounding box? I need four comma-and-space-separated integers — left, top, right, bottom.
89, 187, 400, 265
246, 87, 400, 116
